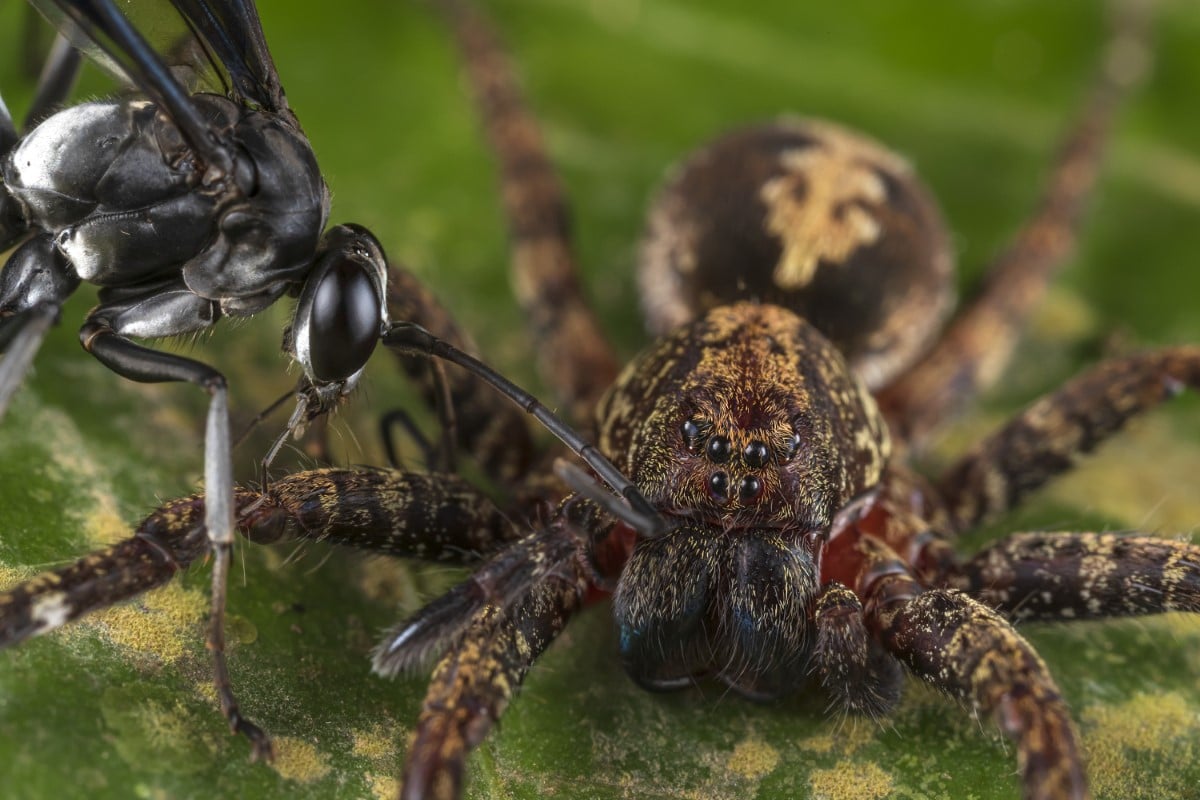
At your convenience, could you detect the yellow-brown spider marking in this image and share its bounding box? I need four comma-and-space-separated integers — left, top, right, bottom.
1, 2, 1195, 800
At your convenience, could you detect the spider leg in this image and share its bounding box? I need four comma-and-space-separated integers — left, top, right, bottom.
812, 582, 903, 718
963, 532, 1200, 623
0, 493, 211, 648
0, 465, 517, 770
935, 346, 1200, 532
397, 531, 589, 800
436, 0, 619, 425
386, 263, 534, 484
857, 538, 1086, 799
877, 0, 1152, 448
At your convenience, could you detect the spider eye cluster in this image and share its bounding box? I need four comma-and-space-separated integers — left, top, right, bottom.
679, 417, 800, 506
679, 417, 799, 468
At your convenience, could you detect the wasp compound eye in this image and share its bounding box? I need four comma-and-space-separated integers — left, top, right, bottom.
307, 258, 381, 382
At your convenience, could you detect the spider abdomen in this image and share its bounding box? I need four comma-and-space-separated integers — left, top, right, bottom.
638, 119, 954, 389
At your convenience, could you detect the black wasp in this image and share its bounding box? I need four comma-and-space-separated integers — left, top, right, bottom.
0, 0, 653, 760
0, 0, 394, 758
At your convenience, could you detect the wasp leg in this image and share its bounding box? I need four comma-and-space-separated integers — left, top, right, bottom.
436, 0, 619, 426
0, 237, 80, 416
397, 537, 589, 800
0, 90, 15, 156
963, 532, 1200, 623
77, 301, 268, 757
934, 347, 1200, 533
386, 263, 533, 484
877, 0, 1152, 449
865, 559, 1087, 799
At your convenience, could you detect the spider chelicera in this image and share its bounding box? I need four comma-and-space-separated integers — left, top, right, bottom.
2, 1, 1200, 800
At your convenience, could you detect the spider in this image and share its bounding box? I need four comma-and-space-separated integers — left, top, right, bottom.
2, 1, 1200, 799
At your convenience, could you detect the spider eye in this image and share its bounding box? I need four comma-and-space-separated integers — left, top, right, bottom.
680, 418, 706, 451
743, 440, 770, 469
706, 435, 732, 463
708, 471, 730, 502
738, 475, 763, 503
779, 432, 802, 463
306, 258, 381, 382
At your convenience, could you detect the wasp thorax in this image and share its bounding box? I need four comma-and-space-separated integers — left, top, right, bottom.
597, 302, 891, 532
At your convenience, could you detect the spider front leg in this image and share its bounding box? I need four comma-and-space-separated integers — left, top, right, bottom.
0, 492, 211, 648
852, 537, 1086, 800
0, 467, 520, 761
388, 506, 595, 800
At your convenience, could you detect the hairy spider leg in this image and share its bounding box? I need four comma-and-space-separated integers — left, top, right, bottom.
395, 498, 603, 800
438, 0, 619, 426
936, 346, 1200, 532
400, 568, 588, 800
0, 468, 521, 650
822, 518, 1089, 799
876, 0, 1154, 448
0, 465, 583, 800
964, 533, 1200, 623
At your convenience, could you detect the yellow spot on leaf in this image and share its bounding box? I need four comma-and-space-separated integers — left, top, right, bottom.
809, 759, 893, 800
0, 564, 36, 587
352, 724, 396, 763
366, 773, 399, 800
91, 582, 208, 662
798, 721, 877, 756
271, 736, 333, 784
1083, 691, 1200, 799
726, 735, 780, 780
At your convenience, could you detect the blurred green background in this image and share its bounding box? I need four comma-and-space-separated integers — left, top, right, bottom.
1, 0, 1199, 798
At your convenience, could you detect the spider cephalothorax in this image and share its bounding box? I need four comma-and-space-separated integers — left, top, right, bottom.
598, 302, 889, 530
2, 2, 1196, 800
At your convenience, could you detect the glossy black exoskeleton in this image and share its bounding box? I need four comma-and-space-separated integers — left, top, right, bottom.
0, 0, 394, 758
0, 0, 659, 761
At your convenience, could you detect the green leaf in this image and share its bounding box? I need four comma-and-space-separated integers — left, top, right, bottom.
2, 1, 1200, 799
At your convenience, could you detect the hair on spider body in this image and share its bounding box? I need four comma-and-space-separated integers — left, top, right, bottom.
2, 0, 1199, 798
